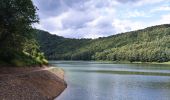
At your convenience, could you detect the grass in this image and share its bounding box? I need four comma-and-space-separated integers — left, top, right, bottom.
0, 49, 48, 67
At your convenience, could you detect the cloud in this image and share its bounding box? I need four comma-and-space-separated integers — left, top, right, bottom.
112, 19, 146, 33
116, 0, 139, 3
150, 14, 170, 26
151, 5, 170, 13
32, 0, 119, 38
115, 0, 165, 6
33, 0, 67, 18
32, 0, 170, 39
126, 10, 151, 18
135, 0, 165, 6
61, 10, 95, 29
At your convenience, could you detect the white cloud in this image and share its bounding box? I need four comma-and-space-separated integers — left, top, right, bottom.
151, 6, 170, 13
114, 0, 165, 6
134, 0, 165, 6
33, 0, 170, 39
126, 10, 151, 18
150, 14, 170, 26
112, 19, 146, 33
33, 0, 118, 39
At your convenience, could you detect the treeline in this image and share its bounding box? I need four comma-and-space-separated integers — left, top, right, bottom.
36, 24, 170, 62
94, 41, 170, 62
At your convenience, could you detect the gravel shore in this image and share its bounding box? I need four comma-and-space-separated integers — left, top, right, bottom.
0, 66, 67, 100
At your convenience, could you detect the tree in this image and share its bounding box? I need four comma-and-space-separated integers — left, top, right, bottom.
0, 0, 48, 66
0, 0, 39, 51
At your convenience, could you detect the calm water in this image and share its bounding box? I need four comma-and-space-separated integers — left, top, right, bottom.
51, 61, 170, 100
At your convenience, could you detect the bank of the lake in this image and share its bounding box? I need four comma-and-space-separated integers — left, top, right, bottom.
95, 60, 170, 65
0, 66, 67, 100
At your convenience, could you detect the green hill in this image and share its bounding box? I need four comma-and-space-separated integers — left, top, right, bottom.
35, 30, 91, 60
35, 24, 170, 62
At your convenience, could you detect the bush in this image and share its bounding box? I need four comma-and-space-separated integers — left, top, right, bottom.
0, 49, 48, 67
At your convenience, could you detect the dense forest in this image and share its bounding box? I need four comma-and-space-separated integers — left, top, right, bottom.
35, 24, 170, 62
0, 0, 47, 66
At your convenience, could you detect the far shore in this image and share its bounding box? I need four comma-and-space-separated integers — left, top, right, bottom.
50, 60, 170, 65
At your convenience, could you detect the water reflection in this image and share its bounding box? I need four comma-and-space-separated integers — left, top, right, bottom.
53, 61, 170, 100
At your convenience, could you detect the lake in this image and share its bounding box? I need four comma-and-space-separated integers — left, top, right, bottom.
51, 61, 170, 100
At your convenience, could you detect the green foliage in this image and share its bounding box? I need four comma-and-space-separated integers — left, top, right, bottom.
0, 0, 39, 50
36, 24, 170, 63
0, 49, 36, 66
0, 0, 47, 66
35, 30, 90, 60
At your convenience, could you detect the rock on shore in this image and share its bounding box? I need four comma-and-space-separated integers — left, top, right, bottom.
0, 66, 67, 100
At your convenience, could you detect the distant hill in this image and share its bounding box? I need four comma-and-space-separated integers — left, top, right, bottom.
35, 30, 91, 60
35, 24, 170, 62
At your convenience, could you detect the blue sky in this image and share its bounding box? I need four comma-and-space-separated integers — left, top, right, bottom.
32, 0, 170, 39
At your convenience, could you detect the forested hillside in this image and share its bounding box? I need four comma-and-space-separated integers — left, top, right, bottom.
35, 30, 91, 60
35, 24, 170, 62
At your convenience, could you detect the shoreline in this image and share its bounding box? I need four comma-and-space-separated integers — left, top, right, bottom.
50, 60, 170, 65
0, 66, 67, 100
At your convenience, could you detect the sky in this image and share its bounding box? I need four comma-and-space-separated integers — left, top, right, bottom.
32, 0, 170, 39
